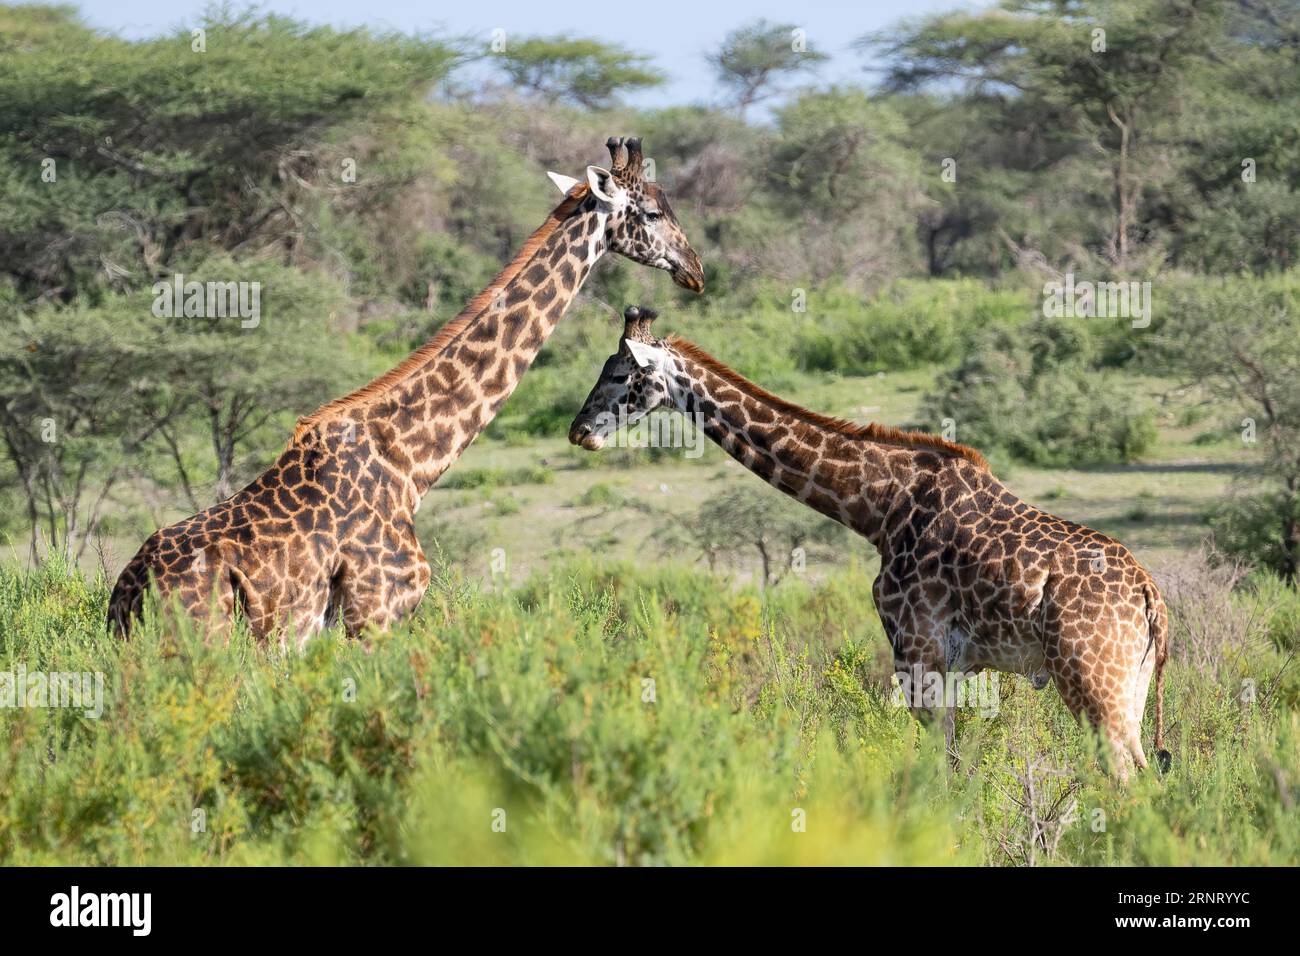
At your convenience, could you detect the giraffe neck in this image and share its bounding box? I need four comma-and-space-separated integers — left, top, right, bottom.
304, 190, 608, 502
662, 340, 942, 550
396, 197, 607, 497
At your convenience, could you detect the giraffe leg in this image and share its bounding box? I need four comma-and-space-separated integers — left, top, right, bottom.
874, 574, 960, 759
883, 623, 956, 752
1043, 612, 1150, 781
1124, 627, 1158, 770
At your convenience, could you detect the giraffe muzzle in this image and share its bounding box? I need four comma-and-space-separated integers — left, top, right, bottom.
670, 251, 705, 294
568, 421, 604, 450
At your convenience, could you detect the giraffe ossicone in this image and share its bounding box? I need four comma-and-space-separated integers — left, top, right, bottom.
568, 304, 1171, 779
108, 137, 704, 644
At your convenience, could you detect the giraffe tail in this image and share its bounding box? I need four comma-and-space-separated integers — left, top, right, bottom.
1144, 582, 1171, 773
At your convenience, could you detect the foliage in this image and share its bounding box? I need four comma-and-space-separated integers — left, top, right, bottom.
0, 0, 1295, 873
0, 2, 1295, 562
491, 34, 664, 109
0, 559, 1296, 865
658, 484, 849, 588
0, 297, 162, 560
788, 280, 1031, 374
0, 257, 367, 549
922, 316, 1158, 467
436, 464, 554, 491
0, 6, 459, 301
708, 18, 827, 114
1211, 492, 1300, 583
866, 0, 1299, 275
1150, 272, 1300, 579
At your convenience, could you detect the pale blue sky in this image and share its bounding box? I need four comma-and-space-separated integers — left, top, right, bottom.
71, 0, 988, 107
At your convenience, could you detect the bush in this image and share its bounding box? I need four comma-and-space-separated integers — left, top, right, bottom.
436, 465, 554, 490
1210, 491, 1300, 581
1176, 182, 1300, 275
574, 482, 623, 507
1152, 548, 1269, 679
788, 280, 1031, 375
922, 317, 1158, 467
1, 559, 1297, 865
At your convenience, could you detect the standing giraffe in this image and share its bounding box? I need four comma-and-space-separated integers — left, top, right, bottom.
568, 307, 1170, 777
108, 138, 704, 642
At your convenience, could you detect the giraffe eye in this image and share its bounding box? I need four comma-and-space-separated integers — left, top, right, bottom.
642, 209, 662, 222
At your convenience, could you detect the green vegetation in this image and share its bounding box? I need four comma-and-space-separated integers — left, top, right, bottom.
0, 558, 1295, 865
491, 35, 665, 109
3, 2, 1299, 567
435, 465, 555, 491
922, 316, 1159, 468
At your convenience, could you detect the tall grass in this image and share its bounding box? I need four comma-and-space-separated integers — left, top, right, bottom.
0, 558, 1295, 865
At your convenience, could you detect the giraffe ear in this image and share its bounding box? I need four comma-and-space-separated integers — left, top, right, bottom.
586, 165, 615, 203
625, 338, 660, 369
547, 171, 580, 195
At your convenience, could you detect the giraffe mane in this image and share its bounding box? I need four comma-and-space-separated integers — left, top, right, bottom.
292, 184, 593, 442
665, 336, 991, 472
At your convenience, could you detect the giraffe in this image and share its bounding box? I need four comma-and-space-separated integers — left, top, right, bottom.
108, 138, 704, 644
567, 306, 1170, 778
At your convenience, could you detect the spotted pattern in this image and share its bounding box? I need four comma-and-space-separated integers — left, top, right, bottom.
570, 309, 1170, 778
107, 138, 704, 644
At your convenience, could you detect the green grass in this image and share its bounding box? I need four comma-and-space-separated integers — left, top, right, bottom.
0, 559, 1295, 866
434, 464, 555, 491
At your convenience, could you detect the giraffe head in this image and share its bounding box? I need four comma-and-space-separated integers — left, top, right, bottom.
568, 305, 678, 450
550, 137, 704, 293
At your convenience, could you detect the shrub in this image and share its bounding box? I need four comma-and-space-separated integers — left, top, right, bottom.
436, 465, 554, 490
788, 280, 1031, 375
1152, 548, 1270, 679
1209, 490, 1300, 581
921, 317, 1158, 467
0, 560, 1297, 865
574, 482, 623, 507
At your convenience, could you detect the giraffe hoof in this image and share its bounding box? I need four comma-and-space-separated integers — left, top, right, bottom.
1030, 671, 1050, 691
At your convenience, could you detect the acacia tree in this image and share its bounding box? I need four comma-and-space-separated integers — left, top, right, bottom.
657, 485, 845, 589
1154, 279, 1300, 582
768, 89, 924, 283
867, 0, 1226, 268
142, 256, 361, 505
0, 303, 174, 563
0, 8, 434, 554
709, 19, 827, 116
0, 7, 458, 302
0, 257, 358, 561
491, 35, 663, 109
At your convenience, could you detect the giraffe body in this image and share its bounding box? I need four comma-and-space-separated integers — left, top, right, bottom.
107, 420, 430, 643
870, 457, 1168, 774
109, 139, 704, 642
568, 308, 1169, 775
